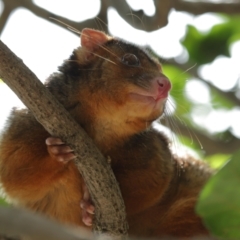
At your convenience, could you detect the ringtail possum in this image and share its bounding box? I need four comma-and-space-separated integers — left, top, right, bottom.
0, 28, 213, 238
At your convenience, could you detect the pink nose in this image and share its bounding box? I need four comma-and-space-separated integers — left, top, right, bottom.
157, 77, 171, 92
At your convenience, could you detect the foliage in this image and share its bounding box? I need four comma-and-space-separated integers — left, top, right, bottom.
172, 15, 240, 239
197, 150, 240, 239
166, 14, 240, 155
205, 153, 231, 169
0, 197, 8, 206
182, 15, 240, 65
210, 88, 235, 110
184, 16, 240, 231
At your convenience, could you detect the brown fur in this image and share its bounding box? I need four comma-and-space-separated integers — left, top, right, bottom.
0, 29, 213, 238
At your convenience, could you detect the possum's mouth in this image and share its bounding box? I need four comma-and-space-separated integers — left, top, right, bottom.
128, 77, 171, 105
128, 92, 168, 104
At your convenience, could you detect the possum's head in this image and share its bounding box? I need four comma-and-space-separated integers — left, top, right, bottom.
54, 29, 171, 146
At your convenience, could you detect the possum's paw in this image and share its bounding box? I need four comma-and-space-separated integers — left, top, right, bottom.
46, 137, 76, 163
81, 182, 95, 226
46, 137, 95, 225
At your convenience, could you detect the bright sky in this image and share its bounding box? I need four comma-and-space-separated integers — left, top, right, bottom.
0, 0, 239, 137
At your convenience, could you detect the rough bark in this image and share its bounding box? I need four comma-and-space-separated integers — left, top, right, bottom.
0, 40, 128, 239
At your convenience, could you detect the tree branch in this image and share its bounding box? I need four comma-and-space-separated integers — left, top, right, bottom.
2, 0, 240, 38
109, 0, 171, 32
174, 0, 240, 15
6, 0, 109, 34
0, 40, 128, 239
26, 0, 171, 33
0, 206, 92, 240
0, 0, 19, 34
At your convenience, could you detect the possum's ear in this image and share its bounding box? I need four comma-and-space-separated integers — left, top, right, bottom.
81, 28, 111, 52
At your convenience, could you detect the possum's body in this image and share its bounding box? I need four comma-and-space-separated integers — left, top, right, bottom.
0, 28, 212, 238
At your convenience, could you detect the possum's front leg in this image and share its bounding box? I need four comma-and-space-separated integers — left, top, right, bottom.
46, 137, 95, 226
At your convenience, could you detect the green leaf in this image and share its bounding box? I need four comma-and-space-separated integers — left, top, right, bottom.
182, 24, 233, 65
223, 14, 240, 44
205, 154, 231, 169
196, 150, 240, 239
0, 197, 8, 206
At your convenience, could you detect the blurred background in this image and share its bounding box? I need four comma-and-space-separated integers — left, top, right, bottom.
0, 0, 240, 168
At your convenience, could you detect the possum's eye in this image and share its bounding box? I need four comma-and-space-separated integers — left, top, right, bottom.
121, 53, 140, 67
